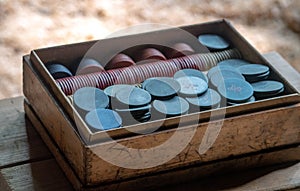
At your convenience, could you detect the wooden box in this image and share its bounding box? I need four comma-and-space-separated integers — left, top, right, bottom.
23, 19, 300, 190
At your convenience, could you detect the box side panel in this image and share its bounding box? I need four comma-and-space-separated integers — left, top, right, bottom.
85, 146, 300, 191
23, 56, 87, 184
264, 52, 300, 93
86, 103, 300, 185
24, 100, 84, 191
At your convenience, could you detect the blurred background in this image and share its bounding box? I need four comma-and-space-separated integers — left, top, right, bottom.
0, 0, 299, 99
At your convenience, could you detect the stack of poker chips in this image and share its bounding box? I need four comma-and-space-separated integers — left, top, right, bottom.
106, 85, 152, 126
207, 59, 285, 105
142, 77, 190, 120
46, 62, 73, 79
173, 69, 222, 112
198, 34, 230, 51
55, 48, 241, 95
72, 87, 123, 132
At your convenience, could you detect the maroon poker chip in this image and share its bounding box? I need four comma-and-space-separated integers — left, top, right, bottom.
75, 58, 105, 75
168, 43, 195, 58
135, 48, 166, 64
105, 53, 136, 70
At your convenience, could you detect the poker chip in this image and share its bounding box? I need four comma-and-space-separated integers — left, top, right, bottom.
85, 109, 122, 132
46, 62, 73, 79
238, 64, 269, 76
238, 64, 270, 83
173, 69, 208, 83
168, 43, 195, 58
198, 34, 230, 50
176, 76, 208, 97
186, 88, 221, 111
75, 58, 105, 75
227, 96, 256, 106
104, 84, 135, 98
73, 87, 109, 116
152, 96, 189, 118
115, 105, 151, 125
209, 69, 245, 88
135, 48, 166, 63
207, 65, 240, 80
105, 53, 136, 70
245, 71, 270, 82
251, 80, 284, 99
143, 77, 181, 100
217, 78, 253, 103
218, 59, 250, 68
115, 86, 152, 108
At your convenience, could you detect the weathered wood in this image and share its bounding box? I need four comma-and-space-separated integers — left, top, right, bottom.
0, 159, 73, 191
162, 161, 300, 191
23, 57, 87, 184
85, 103, 300, 184
0, 97, 51, 168
264, 51, 300, 92
24, 100, 83, 190
225, 162, 300, 191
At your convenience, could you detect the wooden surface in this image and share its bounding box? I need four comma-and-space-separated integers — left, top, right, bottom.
0, 96, 300, 191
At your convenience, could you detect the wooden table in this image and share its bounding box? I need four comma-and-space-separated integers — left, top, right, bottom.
1, 53, 300, 191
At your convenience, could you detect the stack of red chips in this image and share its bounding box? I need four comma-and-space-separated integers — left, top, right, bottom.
56, 48, 241, 95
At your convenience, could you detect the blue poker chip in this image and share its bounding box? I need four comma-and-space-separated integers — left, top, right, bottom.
176, 76, 208, 97
115, 86, 152, 108
143, 77, 180, 100
152, 96, 189, 118
207, 65, 240, 80
251, 80, 284, 99
186, 88, 221, 110
198, 34, 230, 50
173, 69, 208, 83
227, 96, 256, 106
115, 105, 151, 125
209, 69, 245, 88
244, 71, 270, 83
238, 64, 269, 77
73, 87, 109, 116
85, 109, 122, 131
218, 59, 250, 68
46, 63, 73, 79
217, 78, 253, 103
104, 84, 135, 98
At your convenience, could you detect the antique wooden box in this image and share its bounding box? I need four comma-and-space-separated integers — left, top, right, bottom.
23, 19, 300, 190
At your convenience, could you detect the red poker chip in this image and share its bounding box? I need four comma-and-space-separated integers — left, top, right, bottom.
75, 58, 105, 75
135, 48, 166, 64
168, 43, 195, 58
105, 53, 135, 70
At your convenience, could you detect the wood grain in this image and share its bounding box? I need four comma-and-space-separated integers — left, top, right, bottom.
23, 58, 87, 183
264, 51, 300, 92
0, 159, 73, 191
0, 97, 51, 168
